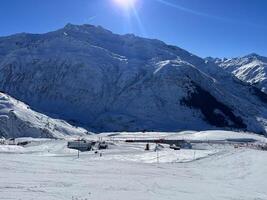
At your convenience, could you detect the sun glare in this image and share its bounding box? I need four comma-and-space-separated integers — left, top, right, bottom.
113, 0, 137, 9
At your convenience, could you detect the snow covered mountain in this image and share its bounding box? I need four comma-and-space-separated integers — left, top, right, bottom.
0, 24, 267, 135
208, 54, 267, 94
0, 92, 88, 138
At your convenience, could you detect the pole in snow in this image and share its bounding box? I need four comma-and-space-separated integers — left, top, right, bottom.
155, 143, 159, 164
9, 110, 14, 140
157, 149, 159, 164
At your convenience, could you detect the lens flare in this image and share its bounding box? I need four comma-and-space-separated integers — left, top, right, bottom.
113, 0, 137, 9
112, 0, 146, 37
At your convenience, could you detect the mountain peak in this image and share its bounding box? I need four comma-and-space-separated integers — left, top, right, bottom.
244, 53, 261, 59
62, 23, 112, 34
64, 23, 94, 29
0, 24, 266, 135
241, 53, 267, 63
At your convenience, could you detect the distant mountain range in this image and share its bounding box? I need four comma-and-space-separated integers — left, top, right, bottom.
0, 24, 266, 137
206, 54, 267, 94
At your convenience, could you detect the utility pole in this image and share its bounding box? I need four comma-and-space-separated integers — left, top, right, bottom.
156, 143, 159, 164
9, 110, 14, 143
157, 149, 159, 164
77, 140, 80, 158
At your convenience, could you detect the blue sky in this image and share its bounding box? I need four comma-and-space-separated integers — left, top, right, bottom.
0, 0, 266, 58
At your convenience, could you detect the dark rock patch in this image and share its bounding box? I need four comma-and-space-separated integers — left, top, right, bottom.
181, 83, 246, 129
250, 86, 267, 104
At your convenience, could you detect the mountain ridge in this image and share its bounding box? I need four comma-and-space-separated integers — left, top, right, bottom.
0, 92, 88, 138
206, 54, 267, 94
0, 24, 267, 136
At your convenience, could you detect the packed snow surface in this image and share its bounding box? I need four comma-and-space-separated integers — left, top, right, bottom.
0, 130, 266, 200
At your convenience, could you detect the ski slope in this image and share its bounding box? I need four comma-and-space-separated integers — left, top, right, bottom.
0, 131, 266, 200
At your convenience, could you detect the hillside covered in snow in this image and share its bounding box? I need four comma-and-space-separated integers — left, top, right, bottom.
0, 92, 88, 138
0, 24, 267, 135
208, 54, 267, 94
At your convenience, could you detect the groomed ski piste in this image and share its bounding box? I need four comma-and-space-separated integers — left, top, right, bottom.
0, 130, 267, 200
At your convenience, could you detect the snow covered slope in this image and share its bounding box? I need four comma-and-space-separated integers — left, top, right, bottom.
0, 24, 267, 134
0, 92, 88, 138
0, 131, 267, 200
209, 54, 267, 94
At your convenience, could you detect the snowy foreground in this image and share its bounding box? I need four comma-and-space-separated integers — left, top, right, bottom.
0, 131, 267, 200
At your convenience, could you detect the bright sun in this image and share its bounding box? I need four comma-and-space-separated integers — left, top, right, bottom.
113, 0, 137, 9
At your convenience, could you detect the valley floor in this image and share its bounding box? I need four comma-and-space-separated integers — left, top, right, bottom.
0, 131, 267, 200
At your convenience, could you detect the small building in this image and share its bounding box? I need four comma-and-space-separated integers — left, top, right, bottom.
67, 139, 93, 152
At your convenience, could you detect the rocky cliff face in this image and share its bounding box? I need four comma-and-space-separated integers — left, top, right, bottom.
0, 24, 266, 134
